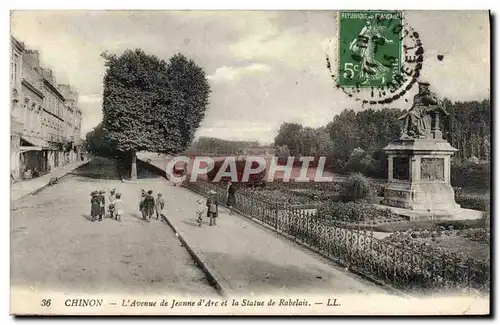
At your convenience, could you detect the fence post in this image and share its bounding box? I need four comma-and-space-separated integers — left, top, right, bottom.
274, 203, 278, 230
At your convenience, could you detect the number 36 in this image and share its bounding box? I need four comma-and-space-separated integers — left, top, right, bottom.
41, 299, 51, 307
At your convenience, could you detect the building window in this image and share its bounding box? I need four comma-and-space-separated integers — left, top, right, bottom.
11, 53, 18, 82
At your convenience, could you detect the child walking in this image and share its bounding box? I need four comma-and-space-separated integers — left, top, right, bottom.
196, 199, 206, 226
155, 193, 165, 220
206, 190, 218, 226
108, 189, 116, 219
113, 193, 124, 222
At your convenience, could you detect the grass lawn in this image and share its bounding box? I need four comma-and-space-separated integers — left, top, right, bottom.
356, 218, 486, 232
417, 235, 490, 261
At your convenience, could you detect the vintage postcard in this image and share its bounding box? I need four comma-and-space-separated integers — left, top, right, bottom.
10, 9, 491, 316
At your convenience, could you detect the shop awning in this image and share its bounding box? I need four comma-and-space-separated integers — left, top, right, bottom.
20, 135, 50, 152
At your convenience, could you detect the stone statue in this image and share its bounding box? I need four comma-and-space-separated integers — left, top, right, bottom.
399, 82, 448, 139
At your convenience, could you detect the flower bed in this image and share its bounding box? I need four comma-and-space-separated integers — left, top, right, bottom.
455, 191, 490, 211
316, 201, 406, 224
241, 188, 318, 206
384, 227, 490, 267
185, 180, 489, 293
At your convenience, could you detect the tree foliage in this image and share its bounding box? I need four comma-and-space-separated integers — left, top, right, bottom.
274, 122, 304, 156
101, 49, 210, 155
273, 100, 490, 178
166, 54, 211, 150
274, 123, 332, 158
188, 136, 260, 154
444, 99, 490, 161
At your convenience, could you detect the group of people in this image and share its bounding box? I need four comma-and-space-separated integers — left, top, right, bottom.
139, 189, 165, 221
90, 189, 124, 222
89, 180, 236, 226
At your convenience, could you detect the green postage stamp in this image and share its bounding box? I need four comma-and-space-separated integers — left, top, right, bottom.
338, 10, 403, 88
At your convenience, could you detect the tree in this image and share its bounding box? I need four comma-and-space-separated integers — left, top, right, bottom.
166, 54, 211, 150
445, 99, 490, 162
274, 123, 303, 156
188, 137, 260, 154
101, 49, 210, 179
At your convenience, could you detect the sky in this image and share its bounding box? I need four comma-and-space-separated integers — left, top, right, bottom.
10, 10, 490, 144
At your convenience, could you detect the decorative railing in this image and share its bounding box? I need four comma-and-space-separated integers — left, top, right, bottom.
184, 180, 489, 294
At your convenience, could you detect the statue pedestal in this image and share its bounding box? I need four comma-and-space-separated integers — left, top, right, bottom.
381, 139, 471, 220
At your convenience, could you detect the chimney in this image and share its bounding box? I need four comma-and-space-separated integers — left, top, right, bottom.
23, 50, 40, 68
42, 68, 55, 85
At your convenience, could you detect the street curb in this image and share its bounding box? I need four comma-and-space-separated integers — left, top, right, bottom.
160, 214, 235, 298
118, 156, 233, 297
117, 158, 162, 184
11, 160, 88, 202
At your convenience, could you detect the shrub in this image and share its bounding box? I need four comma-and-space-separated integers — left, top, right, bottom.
369, 149, 388, 179
341, 148, 376, 175
460, 228, 490, 244
436, 219, 484, 230
317, 201, 399, 223
451, 161, 490, 190
481, 213, 491, 228
455, 192, 490, 211
340, 172, 376, 202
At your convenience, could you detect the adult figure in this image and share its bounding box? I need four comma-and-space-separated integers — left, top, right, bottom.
97, 190, 106, 222
399, 82, 447, 139
206, 190, 219, 226
139, 189, 147, 219
226, 181, 236, 215
142, 190, 156, 221
90, 191, 100, 222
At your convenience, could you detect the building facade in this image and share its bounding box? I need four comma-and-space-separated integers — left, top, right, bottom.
11, 37, 24, 180
10, 36, 83, 181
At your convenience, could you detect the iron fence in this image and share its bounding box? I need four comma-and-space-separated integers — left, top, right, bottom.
185, 181, 490, 293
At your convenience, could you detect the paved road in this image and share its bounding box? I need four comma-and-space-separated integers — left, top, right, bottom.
11, 157, 218, 297
131, 158, 389, 296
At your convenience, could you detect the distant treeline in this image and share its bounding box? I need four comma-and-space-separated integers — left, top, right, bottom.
274, 99, 491, 180
186, 136, 261, 154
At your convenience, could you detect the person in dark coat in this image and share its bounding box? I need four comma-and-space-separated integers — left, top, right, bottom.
98, 190, 106, 222
90, 190, 100, 222
139, 189, 146, 219
206, 190, 219, 226
142, 190, 156, 221
226, 181, 236, 215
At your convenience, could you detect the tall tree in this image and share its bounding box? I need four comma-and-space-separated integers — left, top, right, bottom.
274, 122, 303, 156
166, 54, 211, 150
84, 122, 117, 157
101, 49, 210, 179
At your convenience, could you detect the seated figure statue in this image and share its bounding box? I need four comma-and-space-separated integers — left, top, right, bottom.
399, 82, 448, 139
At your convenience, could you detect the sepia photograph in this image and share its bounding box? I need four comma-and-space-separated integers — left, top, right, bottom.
9, 8, 491, 316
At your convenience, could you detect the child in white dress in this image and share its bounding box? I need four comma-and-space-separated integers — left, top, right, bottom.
114, 193, 124, 222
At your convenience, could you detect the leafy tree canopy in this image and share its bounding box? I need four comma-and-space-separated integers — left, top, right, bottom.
101, 49, 210, 155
